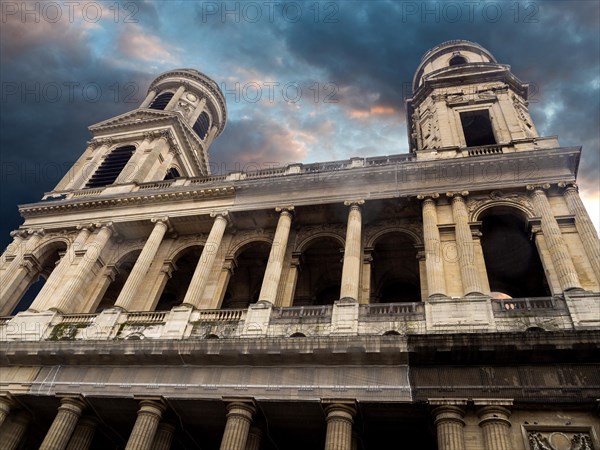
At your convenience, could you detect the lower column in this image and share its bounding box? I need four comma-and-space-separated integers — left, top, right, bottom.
0, 410, 31, 450
245, 426, 262, 450
431, 403, 467, 450
324, 402, 356, 450
65, 416, 98, 450
40, 396, 86, 450
151, 422, 175, 450
0, 395, 13, 427
219, 401, 256, 450
476, 403, 513, 450
125, 400, 166, 450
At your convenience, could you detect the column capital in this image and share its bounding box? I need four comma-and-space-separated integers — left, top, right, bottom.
476, 404, 512, 427
323, 401, 357, 424
526, 183, 551, 193
151, 216, 172, 231
343, 199, 365, 207
27, 227, 45, 237
76, 223, 95, 232
558, 181, 578, 192
94, 221, 116, 236
58, 395, 87, 414
224, 399, 256, 421
417, 193, 440, 200
210, 210, 231, 224
431, 404, 466, 427
275, 205, 295, 214
137, 399, 167, 419
9, 230, 28, 239
446, 191, 469, 199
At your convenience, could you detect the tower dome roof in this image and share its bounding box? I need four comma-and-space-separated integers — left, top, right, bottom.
412, 40, 498, 91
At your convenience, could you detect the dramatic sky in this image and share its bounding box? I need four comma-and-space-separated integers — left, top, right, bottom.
1, 0, 599, 250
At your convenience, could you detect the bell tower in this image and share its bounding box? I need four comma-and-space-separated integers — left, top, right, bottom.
53, 69, 227, 192
406, 40, 558, 160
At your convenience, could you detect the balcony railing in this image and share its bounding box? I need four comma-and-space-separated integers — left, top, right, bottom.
126, 311, 168, 324
197, 309, 246, 322
466, 144, 503, 157
271, 305, 333, 319
360, 302, 424, 318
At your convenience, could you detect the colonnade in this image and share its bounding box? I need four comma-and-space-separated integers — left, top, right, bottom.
1, 183, 596, 316
0, 395, 517, 450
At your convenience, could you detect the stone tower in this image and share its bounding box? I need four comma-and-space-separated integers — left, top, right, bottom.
0, 41, 598, 450
53, 69, 227, 193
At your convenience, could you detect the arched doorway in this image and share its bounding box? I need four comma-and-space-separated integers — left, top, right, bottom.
293, 237, 344, 306
371, 232, 421, 303
222, 241, 270, 309
480, 207, 550, 298
155, 245, 203, 310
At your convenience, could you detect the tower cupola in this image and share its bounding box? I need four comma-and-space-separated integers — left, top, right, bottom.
406, 40, 557, 160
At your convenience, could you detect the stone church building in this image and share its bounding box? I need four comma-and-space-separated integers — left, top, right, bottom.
0, 40, 598, 450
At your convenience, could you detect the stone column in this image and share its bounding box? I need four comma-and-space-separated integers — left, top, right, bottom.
448, 192, 484, 296
418, 194, 447, 297
340, 200, 364, 301
244, 426, 262, 450
476, 404, 513, 450
0, 228, 44, 303
165, 86, 186, 111
65, 416, 97, 450
280, 252, 301, 307
40, 396, 86, 450
1, 230, 25, 269
258, 207, 294, 304
151, 422, 175, 450
182, 212, 229, 309
528, 185, 581, 290
219, 401, 256, 450
560, 182, 600, 282
0, 410, 30, 450
324, 402, 356, 450
359, 248, 373, 304
115, 218, 170, 311
0, 395, 13, 427
140, 90, 157, 108
125, 400, 166, 450
30, 225, 93, 312
432, 404, 466, 450
50, 223, 114, 313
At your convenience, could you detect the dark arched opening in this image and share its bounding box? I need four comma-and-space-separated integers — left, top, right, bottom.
222, 241, 270, 309
293, 237, 343, 306
449, 55, 467, 66
156, 245, 203, 310
460, 110, 496, 147
95, 250, 141, 312
371, 233, 421, 303
8, 242, 67, 315
164, 167, 181, 180
193, 111, 210, 140
85, 145, 136, 188
149, 92, 174, 110
480, 208, 550, 298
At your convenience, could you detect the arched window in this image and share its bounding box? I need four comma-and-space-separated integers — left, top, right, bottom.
164, 167, 181, 180
149, 92, 174, 110
449, 55, 467, 66
480, 208, 550, 298
371, 232, 421, 303
85, 145, 136, 188
193, 111, 210, 140
4, 241, 68, 315
293, 237, 343, 306
222, 241, 270, 309
94, 250, 141, 312
156, 245, 203, 310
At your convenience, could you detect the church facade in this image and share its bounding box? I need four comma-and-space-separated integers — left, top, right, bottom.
0, 40, 598, 450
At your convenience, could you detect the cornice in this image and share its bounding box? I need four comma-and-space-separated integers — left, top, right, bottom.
19, 186, 235, 218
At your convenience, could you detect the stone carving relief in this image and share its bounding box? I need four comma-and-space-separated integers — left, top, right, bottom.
467, 190, 534, 221
528, 431, 594, 450
294, 224, 346, 251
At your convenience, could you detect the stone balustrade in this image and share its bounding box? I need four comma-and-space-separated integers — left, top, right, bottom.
0, 294, 584, 342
